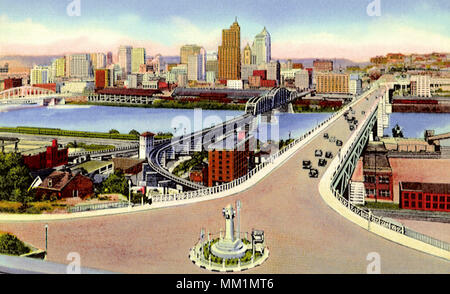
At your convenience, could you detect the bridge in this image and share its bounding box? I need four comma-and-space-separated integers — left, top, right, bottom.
0, 86, 68, 105
145, 87, 316, 191
245, 87, 315, 116
1, 81, 449, 273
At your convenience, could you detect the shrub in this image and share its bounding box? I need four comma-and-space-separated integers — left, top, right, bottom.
0, 233, 31, 256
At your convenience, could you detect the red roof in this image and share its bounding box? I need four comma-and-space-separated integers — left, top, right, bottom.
141, 132, 156, 137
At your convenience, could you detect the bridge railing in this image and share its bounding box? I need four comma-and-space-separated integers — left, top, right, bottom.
69, 144, 139, 157
325, 88, 450, 253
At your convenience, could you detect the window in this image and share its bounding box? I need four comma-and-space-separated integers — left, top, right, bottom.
411, 193, 416, 200
72, 190, 78, 198
440, 196, 445, 202
426, 195, 431, 201
426, 203, 431, 209
418, 202, 422, 208
380, 190, 390, 197
433, 196, 438, 202
404, 201, 409, 207
379, 176, 390, 184
403, 193, 409, 199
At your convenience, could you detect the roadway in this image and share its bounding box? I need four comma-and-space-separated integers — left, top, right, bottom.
0, 89, 449, 273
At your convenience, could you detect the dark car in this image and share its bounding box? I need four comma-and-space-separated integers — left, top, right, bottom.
309, 169, 319, 178
323, 133, 329, 139
302, 160, 312, 169
318, 159, 327, 167
325, 152, 333, 159
336, 140, 343, 147
315, 149, 323, 157
349, 125, 355, 131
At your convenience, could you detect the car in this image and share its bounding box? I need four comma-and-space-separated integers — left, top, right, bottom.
318, 159, 327, 167
309, 169, 319, 178
336, 140, 343, 147
349, 125, 355, 131
325, 152, 333, 159
361, 111, 366, 115
302, 160, 312, 169
323, 133, 329, 139
354, 120, 359, 125
315, 150, 323, 157
329, 136, 336, 143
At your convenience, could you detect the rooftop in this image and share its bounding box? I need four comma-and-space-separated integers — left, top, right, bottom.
400, 182, 450, 194
74, 160, 113, 174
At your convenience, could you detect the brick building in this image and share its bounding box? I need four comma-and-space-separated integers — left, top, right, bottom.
3, 78, 22, 90
362, 144, 393, 202
190, 163, 208, 186
400, 182, 450, 212
313, 59, 333, 72
23, 139, 68, 171
35, 171, 94, 200
207, 133, 254, 187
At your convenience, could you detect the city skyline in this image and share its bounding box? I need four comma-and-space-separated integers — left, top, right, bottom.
0, 0, 449, 61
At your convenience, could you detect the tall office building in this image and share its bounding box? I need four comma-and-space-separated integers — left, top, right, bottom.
52, 58, 66, 78
106, 52, 113, 66
30, 65, 52, 85
180, 45, 202, 65
68, 54, 92, 79
266, 60, 280, 85
206, 52, 219, 79
118, 45, 132, 76
316, 73, 349, 94
131, 48, 146, 73
218, 19, 241, 81
187, 54, 203, 81
252, 27, 271, 66
243, 43, 253, 65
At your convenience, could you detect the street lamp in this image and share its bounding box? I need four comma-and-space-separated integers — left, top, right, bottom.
128, 179, 132, 208
44, 224, 48, 258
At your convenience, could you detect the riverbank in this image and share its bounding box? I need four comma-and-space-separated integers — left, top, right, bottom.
68, 100, 247, 111
69, 101, 342, 114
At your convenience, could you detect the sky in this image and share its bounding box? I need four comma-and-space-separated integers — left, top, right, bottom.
0, 0, 449, 62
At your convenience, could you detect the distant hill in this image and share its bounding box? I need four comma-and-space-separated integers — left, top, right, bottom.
275, 58, 370, 69
0, 55, 63, 68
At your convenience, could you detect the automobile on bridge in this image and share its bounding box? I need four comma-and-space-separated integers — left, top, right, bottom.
315, 150, 323, 157
302, 160, 312, 169
309, 168, 319, 178
318, 159, 327, 167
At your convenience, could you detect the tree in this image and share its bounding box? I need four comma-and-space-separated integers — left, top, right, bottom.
101, 170, 128, 195
0, 153, 33, 203
109, 129, 120, 135
392, 124, 404, 138
129, 129, 140, 136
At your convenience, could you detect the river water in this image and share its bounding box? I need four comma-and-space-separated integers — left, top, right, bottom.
0, 105, 448, 144
0, 105, 331, 141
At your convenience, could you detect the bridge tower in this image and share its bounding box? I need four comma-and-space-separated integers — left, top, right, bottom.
139, 132, 155, 159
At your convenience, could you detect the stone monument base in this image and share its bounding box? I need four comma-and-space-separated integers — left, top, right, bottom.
211, 238, 247, 259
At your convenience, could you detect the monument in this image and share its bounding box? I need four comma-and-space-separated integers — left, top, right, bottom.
210, 204, 247, 259
189, 200, 269, 272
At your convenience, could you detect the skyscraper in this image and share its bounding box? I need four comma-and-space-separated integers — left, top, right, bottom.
243, 43, 253, 65
118, 45, 132, 76
252, 27, 271, 66
131, 48, 146, 73
180, 45, 202, 65
67, 54, 92, 79
218, 19, 241, 81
